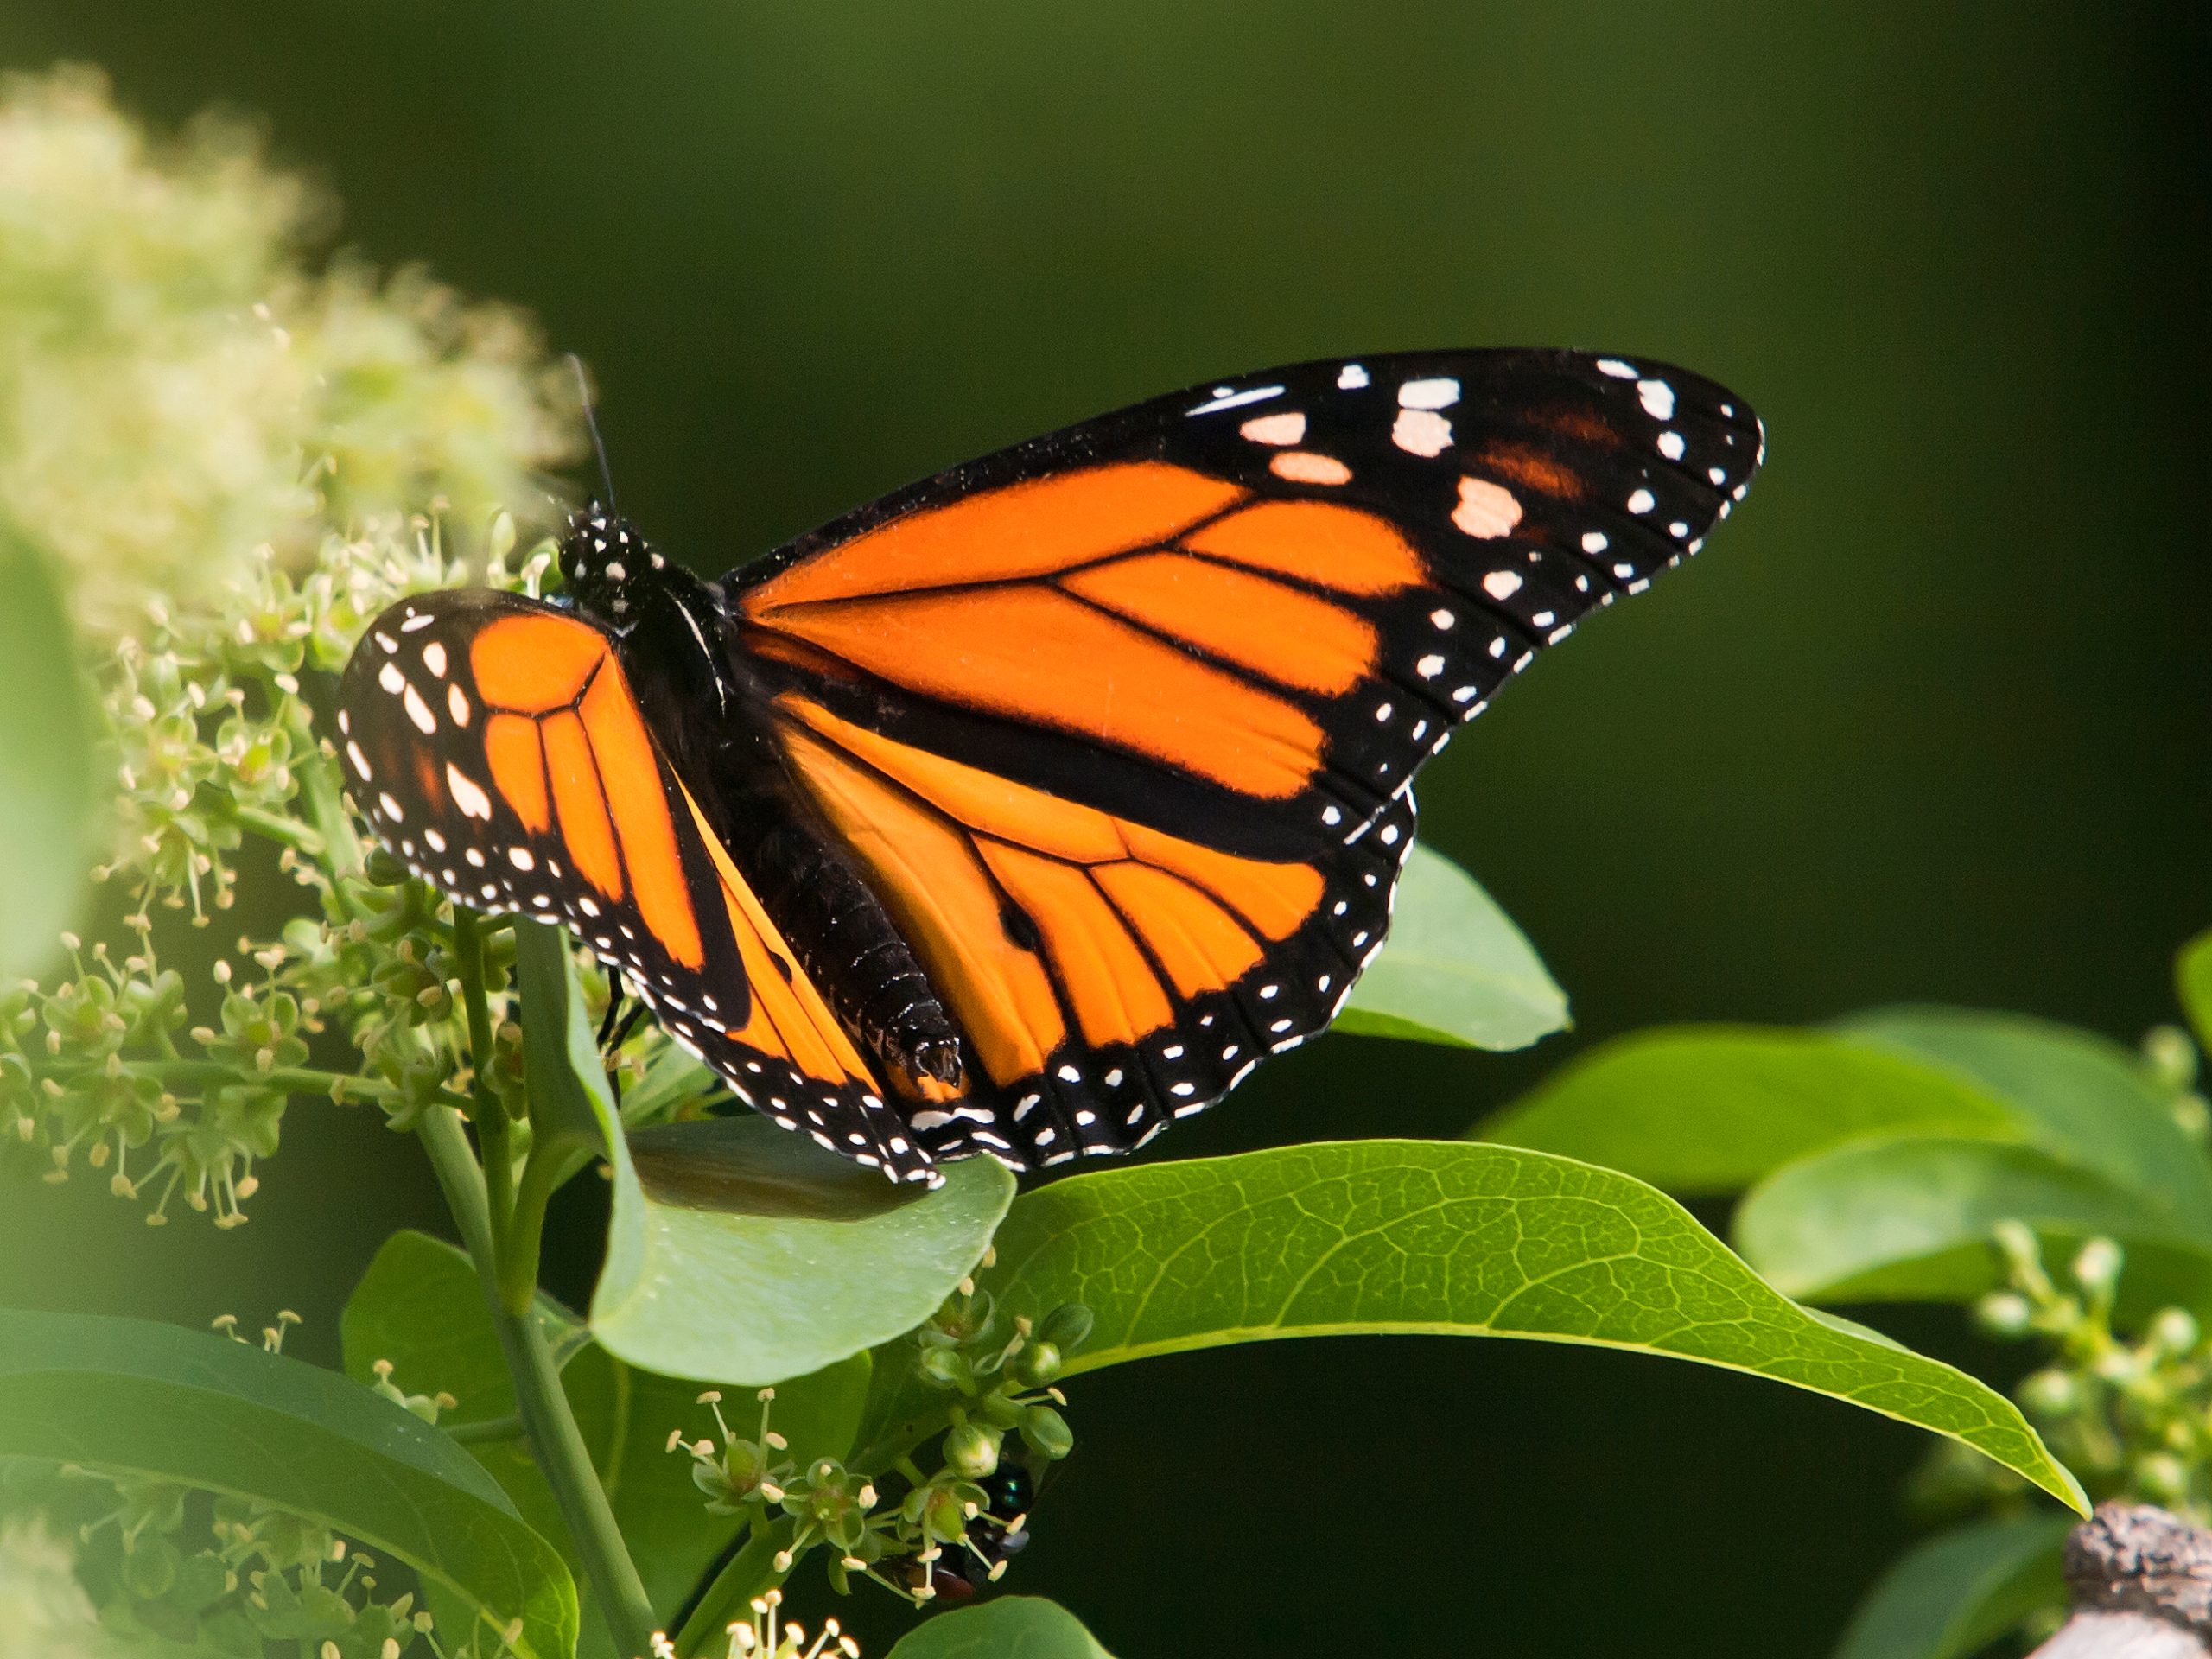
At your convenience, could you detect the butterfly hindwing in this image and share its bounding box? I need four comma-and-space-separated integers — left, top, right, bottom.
728, 348, 1760, 1167
334, 588, 937, 1184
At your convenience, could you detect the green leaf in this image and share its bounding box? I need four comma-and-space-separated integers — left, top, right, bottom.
1832, 1516, 2070, 1659
0, 527, 95, 978
884, 1597, 1117, 1659
1333, 842, 1567, 1050
959, 1140, 2087, 1513
594, 1114, 1014, 1384
1734, 1137, 2212, 1308
2177, 929, 2212, 1056
516, 918, 621, 1160
1838, 1007, 2212, 1242
0, 1306, 575, 1658
512, 918, 1017, 1385
1476, 1027, 2020, 1192
341, 1229, 868, 1649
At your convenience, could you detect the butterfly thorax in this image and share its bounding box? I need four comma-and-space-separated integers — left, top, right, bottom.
560, 505, 967, 1096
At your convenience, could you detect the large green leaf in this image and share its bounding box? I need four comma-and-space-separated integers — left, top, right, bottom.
1839, 1007, 2212, 1242
1333, 842, 1568, 1051
513, 918, 1016, 1385
912, 1141, 2084, 1512
0, 1306, 575, 1659
342, 1229, 868, 1653
0, 529, 95, 979
1734, 1137, 2212, 1308
1476, 1027, 2020, 1192
1832, 1516, 2070, 1659
884, 1597, 1117, 1659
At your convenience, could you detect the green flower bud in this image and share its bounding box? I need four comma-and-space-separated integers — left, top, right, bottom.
364, 848, 410, 887
1014, 1339, 1064, 1386
918, 1345, 972, 1391
121, 1534, 181, 1600
1973, 1291, 2035, 1338
946, 1421, 1002, 1478
2151, 1307, 2201, 1355
2074, 1237, 2124, 1300
2018, 1369, 2082, 1417
2143, 1024, 2199, 1091
2136, 1451, 2190, 1503
1022, 1403, 1075, 1460
1039, 1304, 1094, 1352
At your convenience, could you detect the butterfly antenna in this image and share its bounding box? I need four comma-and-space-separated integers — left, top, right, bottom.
567, 352, 619, 512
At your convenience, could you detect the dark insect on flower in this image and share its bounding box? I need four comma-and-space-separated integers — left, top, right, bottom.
896, 1461, 1039, 1604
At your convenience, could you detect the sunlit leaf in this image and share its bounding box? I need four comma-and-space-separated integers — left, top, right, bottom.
0, 527, 95, 978
1839, 1007, 2212, 1241
1334, 842, 1567, 1051
1734, 1137, 2212, 1310
884, 1596, 1117, 1659
865, 1140, 2085, 1514
0, 1306, 575, 1658
1476, 1026, 2019, 1192
342, 1229, 868, 1653
1832, 1516, 2069, 1659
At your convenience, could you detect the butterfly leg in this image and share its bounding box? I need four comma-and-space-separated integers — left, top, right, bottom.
597, 983, 648, 1105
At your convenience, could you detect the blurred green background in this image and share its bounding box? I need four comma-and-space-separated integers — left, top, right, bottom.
2, 3, 2205, 1652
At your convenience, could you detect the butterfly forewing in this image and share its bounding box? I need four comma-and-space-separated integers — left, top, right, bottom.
728, 348, 1760, 1168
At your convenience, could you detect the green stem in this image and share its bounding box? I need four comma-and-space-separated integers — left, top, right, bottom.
499, 1136, 564, 1318
452, 908, 514, 1232
418, 1105, 657, 1657
227, 804, 323, 855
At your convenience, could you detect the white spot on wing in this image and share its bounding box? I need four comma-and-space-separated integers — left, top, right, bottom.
1270, 451, 1351, 486
1239, 410, 1306, 446
1397, 376, 1459, 410
1482, 569, 1523, 601
1596, 358, 1637, 378
402, 683, 436, 734
421, 641, 448, 677
1627, 487, 1656, 514
1451, 476, 1521, 538
1187, 384, 1284, 416
1338, 363, 1370, 389
1637, 378, 1676, 420
1391, 408, 1452, 457
447, 764, 493, 821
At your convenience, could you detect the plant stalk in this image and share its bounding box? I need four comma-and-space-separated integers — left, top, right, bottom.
417, 1103, 658, 1658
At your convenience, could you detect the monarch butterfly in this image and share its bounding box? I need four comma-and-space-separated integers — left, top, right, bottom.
337, 349, 1760, 1185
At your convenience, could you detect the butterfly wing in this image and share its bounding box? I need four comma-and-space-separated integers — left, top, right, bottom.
335, 588, 938, 1184
728, 348, 1760, 1167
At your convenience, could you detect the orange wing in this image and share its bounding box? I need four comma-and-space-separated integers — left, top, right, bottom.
335, 588, 938, 1184
726, 349, 1761, 1166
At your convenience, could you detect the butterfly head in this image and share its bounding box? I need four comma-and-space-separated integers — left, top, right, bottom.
559, 501, 664, 620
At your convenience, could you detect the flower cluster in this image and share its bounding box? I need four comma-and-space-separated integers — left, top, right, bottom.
0, 66, 578, 635
2, 510, 714, 1225
1915, 1222, 2212, 1522
671, 1271, 1089, 1608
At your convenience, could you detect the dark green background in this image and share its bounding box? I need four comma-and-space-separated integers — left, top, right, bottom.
3, 4, 2206, 1653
